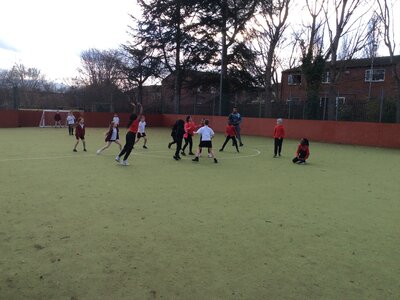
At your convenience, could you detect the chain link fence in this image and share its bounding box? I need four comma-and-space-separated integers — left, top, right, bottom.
155, 92, 398, 123
1, 88, 398, 123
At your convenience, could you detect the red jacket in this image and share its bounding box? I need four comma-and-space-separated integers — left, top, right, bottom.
225, 124, 237, 137
296, 144, 310, 159
128, 119, 139, 133
184, 121, 196, 138
75, 124, 85, 138
273, 125, 285, 139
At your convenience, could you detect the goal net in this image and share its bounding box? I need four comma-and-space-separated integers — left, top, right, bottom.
38, 109, 81, 128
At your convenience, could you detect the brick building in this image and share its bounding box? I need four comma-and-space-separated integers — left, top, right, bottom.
281, 55, 400, 104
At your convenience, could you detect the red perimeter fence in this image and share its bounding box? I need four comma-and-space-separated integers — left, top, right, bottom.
0, 110, 399, 149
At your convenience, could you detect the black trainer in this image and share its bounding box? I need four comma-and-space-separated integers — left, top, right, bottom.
143, 145, 148, 149
192, 157, 199, 162
214, 158, 218, 163
181, 151, 186, 156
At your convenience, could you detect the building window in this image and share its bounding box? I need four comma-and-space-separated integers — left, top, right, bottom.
322, 72, 331, 83
288, 74, 301, 85
335, 96, 346, 104
365, 69, 385, 82
319, 97, 328, 107
287, 97, 299, 103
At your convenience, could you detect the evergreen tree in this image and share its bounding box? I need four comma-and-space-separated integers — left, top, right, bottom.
198, 0, 259, 114
134, 0, 217, 113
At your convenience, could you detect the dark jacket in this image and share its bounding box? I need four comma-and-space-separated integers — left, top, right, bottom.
174, 119, 185, 140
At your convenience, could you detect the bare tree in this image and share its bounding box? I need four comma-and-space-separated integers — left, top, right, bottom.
377, 0, 400, 122
362, 13, 381, 58
322, 0, 371, 119
120, 45, 162, 103
5, 63, 46, 91
77, 49, 124, 111
250, 0, 291, 116
77, 49, 122, 87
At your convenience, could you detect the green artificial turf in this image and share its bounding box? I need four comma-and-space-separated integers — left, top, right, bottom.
0, 127, 399, 299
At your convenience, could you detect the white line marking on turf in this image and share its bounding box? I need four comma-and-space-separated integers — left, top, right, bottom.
217, 148, 261, 160
133, 147, 262, 160
0, 154, 97, 163
0, 148, 261, 163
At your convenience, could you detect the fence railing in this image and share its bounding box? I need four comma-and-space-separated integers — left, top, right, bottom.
155, 95, 398, 123
1, 89, 398, 123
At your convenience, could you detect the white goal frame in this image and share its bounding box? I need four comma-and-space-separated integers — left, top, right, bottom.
38, 109, 82, 128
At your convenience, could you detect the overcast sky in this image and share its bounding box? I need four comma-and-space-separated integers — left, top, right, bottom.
0, 0, 138, 81
1, 1, 399, 83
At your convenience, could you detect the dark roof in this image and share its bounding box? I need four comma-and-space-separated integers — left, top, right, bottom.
282, 55, 400, 73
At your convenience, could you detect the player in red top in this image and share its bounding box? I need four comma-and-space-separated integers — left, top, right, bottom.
181, 115, 197, 156
273, 118, 285, 157
115, 102, 143, 166
292, 138, 310, 164
54, 111, 62, 128
219, 122, 239, 152
73, 117, 87, 152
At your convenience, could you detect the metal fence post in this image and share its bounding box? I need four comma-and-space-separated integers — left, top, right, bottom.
379, 88, 384, 123
335, 97, 339, 121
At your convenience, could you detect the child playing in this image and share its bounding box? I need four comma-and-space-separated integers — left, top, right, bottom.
273, 118, 285, 157
197, 118, 212, 158
292, 138, 310, 164
54, 111, 62, 128
181, 115, 196, 156
168, 122, 178, 149
192, 119, 218, 163
173, 119, 185, 160
96, 121, 122, 154
73, 117, 87, 152
135, 115, 148, 149
112, 113, 120, 127
219, 122, 239, 152
116, 102, 143, 166
66, 111, 76, 136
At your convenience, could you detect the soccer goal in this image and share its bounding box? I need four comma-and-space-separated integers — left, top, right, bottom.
38, 109, 79, 128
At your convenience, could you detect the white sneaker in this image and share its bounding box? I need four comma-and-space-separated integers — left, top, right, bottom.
208, 153, 212, 158
115, 156, 120, 162
121, 160, 129, 166
96, 150, 101, 155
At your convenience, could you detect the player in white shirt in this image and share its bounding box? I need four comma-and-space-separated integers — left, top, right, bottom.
96, 121, 122, 154
66, 112, 76, 136
112, 113, 120, 126
192, 119, 218, 163
135, 115, 148, 149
